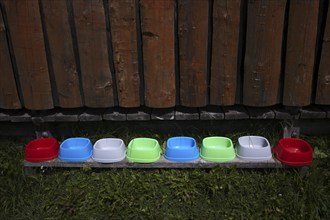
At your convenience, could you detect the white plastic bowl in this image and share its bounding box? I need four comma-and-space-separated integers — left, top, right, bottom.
92, 138, 126, 163
236, 136, 272, 161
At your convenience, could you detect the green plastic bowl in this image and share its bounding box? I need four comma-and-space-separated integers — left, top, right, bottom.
126, 138, 162, 163
200, 137, 235, 162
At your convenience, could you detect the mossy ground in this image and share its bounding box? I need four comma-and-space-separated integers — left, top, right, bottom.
0, 127, 329, 219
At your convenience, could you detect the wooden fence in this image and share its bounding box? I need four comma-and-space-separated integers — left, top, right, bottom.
0, 0, 329, 110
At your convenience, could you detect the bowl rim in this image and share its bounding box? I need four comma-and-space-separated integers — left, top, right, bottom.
93, 138, 125, 150
60, 137, 92, 149
167, 136, 197, 148
273, 146, 312, 166
25, 147, 58, 154
272, 143, 313, 166
26, 138, 59, 150
128, 137, 159, 150
202, 136, 233, 149
237, 136, 270, 149
278, 138, 312, 154
200, 146, 235, 155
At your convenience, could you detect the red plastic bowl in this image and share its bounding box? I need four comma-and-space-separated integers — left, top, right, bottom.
272, 138, 313, 166
25, 138, 59, 162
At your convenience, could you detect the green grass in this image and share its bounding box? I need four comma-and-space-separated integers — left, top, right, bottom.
0, 128, 330, 219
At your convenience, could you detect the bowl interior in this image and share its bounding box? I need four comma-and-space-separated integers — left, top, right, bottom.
203, 137, 232, 149
94, 139, 123, 150
62, 138, 90, 149
168, 137, 195, 149
239, 136, 269, 149
280, 139, 311, 153
28, 138, 57, 150
130, 138, 157, 150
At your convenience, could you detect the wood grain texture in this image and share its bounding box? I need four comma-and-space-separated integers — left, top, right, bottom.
300, 106, 326, 119
141, 0, 176, 108
210, 0, 241, 106
222, 105, 249, 119
200, 106, 224, 120
42, 0, 83, 108
127, 106, 151, 120
103, 107, 127, 121
0, 7, 21, 109
2, 0, 53, 110
243, 0, 286, 106
179, 0, 209, 107
109, 0, 140, 107
283, 0, 319, 106
151, 108, 175, 120
315, 2, 330, 105
73, 0, 114, 107
175, 106, 199, 120
24, 156, 284, 169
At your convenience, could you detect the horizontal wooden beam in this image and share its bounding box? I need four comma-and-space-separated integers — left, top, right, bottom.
1, 105, 329, 123
24, 156, 284, 169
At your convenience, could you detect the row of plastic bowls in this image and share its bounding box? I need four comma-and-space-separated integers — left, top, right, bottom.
24, 136, 313, 166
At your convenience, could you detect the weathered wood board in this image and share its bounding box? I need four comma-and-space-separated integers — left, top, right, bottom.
210, 0, 241, 106
24, 156, 284, 169
283, 0, 319, 106
178, 0, 209, 107
244, 0, 286, 106
315, 2, 330, 105
109, 0, 140, 107
0, 7, 21, 109
2, 0, 53, 110
73, 0, 114, 107
141, 0, 176, 108
199, 106, 224, 120
42, 0, 83, 108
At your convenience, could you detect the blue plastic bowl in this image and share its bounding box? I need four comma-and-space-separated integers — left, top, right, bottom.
165, 137, 199, 162
59, 138, 93, 162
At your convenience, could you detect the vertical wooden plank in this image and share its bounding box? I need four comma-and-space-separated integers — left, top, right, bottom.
140, 0, 176, 108
42, 0, 83, 108
179, 0, 209, 107
243, 0, 286, 107
109, 0, 140, 107
315, 2, 330, 105
283, 0, 319, 106
210, 0, 241, 106
2, 0, 53, 110
0, 7, 21, 109
73, 0, 114, 107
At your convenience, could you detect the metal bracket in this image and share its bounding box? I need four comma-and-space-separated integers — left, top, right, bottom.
35, 130, 52, 138
283, 126, 300, 138
32, 117, 52, 138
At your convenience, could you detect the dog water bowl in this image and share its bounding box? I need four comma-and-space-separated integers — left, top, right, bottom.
126, 138, 161, 163
164, 137, 199, 162
200, 137, 235, 162
236, 136, 272, 160
59, 138, 93, 162
25, 138, 59, 162
92, 138, 126, 163
272, 138, 313, 166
